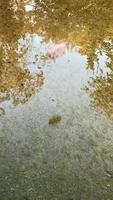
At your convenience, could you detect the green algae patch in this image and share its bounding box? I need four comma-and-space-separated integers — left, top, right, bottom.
49, 115, 62, 125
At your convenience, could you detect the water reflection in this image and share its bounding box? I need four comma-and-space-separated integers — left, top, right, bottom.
86, 73, 113, 119
0, 35, 44, 106
0, 0, 113, 118
1, 1, 113, 199
85, 40, 113, 119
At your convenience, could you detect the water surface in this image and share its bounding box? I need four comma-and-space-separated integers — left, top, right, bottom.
0, 0, 113, 199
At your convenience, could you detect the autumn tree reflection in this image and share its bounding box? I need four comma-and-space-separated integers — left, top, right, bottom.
85, 40, 113, 119
0, 0, 44, 106
0, 43, 44, 105
32, 0, 113, 118
0, 0, 113, 118
86, 73, 113, 119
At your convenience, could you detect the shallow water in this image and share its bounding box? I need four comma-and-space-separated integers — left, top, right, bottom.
0, 0, 113, 199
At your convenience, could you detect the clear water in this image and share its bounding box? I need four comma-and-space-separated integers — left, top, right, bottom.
0, 0, 113, 199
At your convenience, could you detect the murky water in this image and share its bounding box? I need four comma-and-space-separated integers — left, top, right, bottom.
0, 0, 113, 199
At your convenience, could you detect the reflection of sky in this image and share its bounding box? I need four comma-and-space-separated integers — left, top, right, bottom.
1, 32, 110, 121
92, 52, 111, 78
1, 3, 113, 197
19, 33, 89, 89
24, 0, 35, 12
1, 31, 113, 115
18, 34, 44, 73
18, 33, 53, 73
18, 33, 110, 78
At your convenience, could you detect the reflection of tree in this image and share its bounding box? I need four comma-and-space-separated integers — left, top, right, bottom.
0, 45, 44, 105
0, 0, 44, 106
101, 41, 113, 70
0, 0, 37, 43
34, 0, 113, 119
0, 0, 24, 43
85, 39, 113, 119
1, 0, 113, 67
0, 0, 113, 117
1, 0, 113, 68
86, 73, 113, 119
34, 0, 113, 69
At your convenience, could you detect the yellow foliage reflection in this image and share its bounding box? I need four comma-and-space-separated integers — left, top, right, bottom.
0, 0, 113, 118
